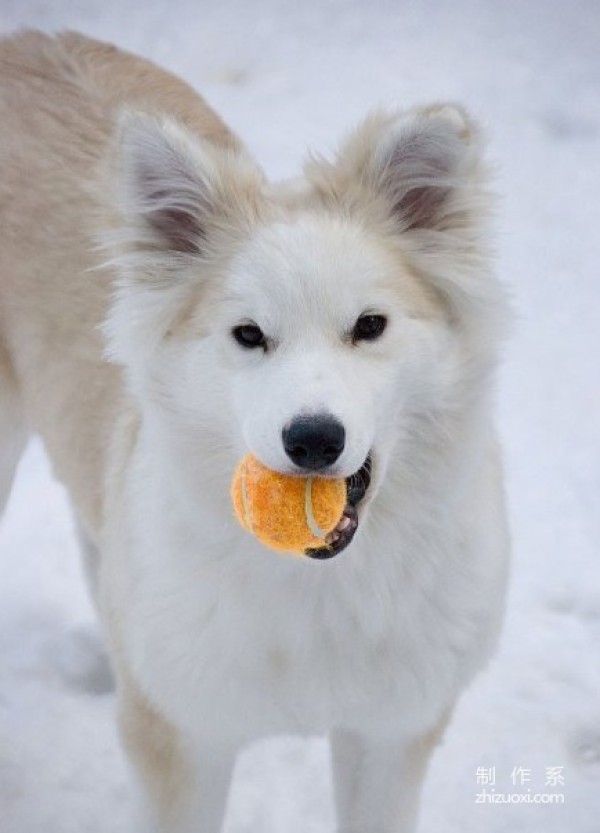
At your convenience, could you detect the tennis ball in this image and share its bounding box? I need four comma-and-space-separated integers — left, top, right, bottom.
231, 454, 347, 554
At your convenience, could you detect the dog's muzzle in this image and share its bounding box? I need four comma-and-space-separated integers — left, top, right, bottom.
305, 454, 372, 560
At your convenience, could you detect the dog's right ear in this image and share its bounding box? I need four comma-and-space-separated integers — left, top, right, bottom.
103, 115, 264, 370
116, 112, 264, 259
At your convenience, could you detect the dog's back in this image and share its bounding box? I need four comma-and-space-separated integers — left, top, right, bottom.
0, 30, 236, 529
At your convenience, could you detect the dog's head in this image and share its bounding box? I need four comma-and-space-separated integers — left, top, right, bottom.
104, 104, 508, 554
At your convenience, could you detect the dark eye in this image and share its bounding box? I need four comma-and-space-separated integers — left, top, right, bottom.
232, 323, 267, 350
352, 314, 387, 343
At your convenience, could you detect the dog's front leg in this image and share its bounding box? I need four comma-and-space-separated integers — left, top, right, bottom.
331, 714, 449, 833
119, 681, 236, 833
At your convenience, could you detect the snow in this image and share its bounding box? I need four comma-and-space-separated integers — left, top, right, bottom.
1, 0, 599, 830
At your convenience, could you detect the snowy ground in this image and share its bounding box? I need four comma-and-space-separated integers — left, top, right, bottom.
1, 1, 599, 831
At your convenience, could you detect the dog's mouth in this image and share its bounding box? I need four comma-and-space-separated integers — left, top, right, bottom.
305, 454, 372, 560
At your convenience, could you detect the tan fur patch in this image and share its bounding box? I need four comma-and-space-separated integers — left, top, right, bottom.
0, 30, 241, 530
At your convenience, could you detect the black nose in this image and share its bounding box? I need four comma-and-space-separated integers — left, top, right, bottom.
282, 414, 346, 470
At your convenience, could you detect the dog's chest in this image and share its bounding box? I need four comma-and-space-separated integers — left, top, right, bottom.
120, 533, 486, 743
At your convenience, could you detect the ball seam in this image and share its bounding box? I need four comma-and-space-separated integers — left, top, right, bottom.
304, 476, 327, 540
240, 460, 253, 532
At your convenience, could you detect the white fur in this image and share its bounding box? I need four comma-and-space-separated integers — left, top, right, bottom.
0, 31, 510, 833
102, 111, 510, 830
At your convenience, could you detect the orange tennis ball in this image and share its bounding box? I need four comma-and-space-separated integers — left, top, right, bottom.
231, 454, 347, 554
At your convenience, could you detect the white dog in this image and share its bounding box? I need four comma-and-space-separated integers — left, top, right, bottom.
0, 30, 510, 833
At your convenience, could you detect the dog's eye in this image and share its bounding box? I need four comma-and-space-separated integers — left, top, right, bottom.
232, 324, 267, 350
352, 314, 387, 343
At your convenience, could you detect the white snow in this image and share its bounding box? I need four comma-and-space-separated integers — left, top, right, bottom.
1, 1, 599, 831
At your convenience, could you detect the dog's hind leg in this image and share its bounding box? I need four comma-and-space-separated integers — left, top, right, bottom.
74, 514, 102, 610
0, 343, 28, 521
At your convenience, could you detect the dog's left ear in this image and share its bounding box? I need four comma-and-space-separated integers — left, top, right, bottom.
308, 105, 485, 235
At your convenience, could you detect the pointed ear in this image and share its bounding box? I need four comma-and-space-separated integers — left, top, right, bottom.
102, 115, 264, 370
308, 105, 485, 234
116, 112, 264, 256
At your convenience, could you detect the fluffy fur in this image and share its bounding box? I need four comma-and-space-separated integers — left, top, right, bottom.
0, 30, 510, 833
